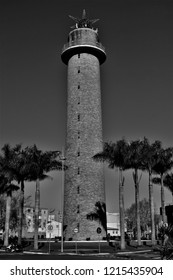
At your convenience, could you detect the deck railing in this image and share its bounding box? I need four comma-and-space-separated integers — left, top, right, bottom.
62, 41, 105, 53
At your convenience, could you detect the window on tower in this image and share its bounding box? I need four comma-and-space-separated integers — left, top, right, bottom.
78, 67, 80, 73
77, 150, 80, 156
78, 167, 80, 174
78, 32, 81, 39
78, 97, 80, 104
77, 205, 80, 213
78, 54, 80, 58
71, 33, 74, 41
78, 85, 80, 89
77, 186, 80, 194
78, 131, 80, 139
78, 114, 80, 121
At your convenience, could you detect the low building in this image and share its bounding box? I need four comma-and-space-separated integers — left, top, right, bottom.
46, 220, 61, 238
23, 207, 60, 239
107, 212, 120, 236
107, 212, 127, 237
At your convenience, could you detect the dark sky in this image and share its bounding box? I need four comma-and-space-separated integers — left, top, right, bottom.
1, 0, 173, 214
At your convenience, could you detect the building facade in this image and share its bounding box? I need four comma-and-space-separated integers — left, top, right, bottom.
107, 213, 121, 237
107, 212, 127, 237
61, 11, 106, 240
24, 207, 49, 238
23, 207, 60, 239
46, 220, 62, 239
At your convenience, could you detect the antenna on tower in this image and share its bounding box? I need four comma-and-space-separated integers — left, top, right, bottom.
69, 10, 99, 29
82, 9, 86, 19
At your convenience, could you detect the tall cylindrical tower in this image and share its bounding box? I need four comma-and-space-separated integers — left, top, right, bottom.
61, 11, 106, 241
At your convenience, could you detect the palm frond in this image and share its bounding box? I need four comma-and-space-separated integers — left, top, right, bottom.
86, 212, 99, 221
93, 140, 130, 170
86, 201, 107, 231
153, 147, 173, 175
152, 177, 161, 185
1, 182, 19, 194
163, 173, 173, 195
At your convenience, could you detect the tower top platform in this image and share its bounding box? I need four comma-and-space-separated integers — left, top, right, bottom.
61, 11, 106, 65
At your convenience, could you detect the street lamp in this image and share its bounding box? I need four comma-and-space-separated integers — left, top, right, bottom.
47, 209, 55, 254
59, 151, 66, 253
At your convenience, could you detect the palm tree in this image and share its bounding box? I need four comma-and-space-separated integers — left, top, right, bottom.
163, 173, 173, 203
86, 201, 107, 233
93, 139, 129, 250
25, 145, 62, 250
0, 144, 32, 245
152, 148, 173, 223
0, 144, 20, 246
140, 138, 162, 245
9, 145, 34, 245
0, 184, 20, 234
128, 140, 143, 246
0, 190, 6, 230
1, 184, 19, 246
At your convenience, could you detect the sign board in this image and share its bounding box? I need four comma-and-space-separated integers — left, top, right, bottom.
74, 228, 78, 233
97, 227, 102, 234
47, 225, 53, 232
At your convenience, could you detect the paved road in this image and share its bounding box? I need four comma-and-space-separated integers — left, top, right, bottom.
0, 241, 162, 260
0, 252, 111, 260
0, 250, 161, 260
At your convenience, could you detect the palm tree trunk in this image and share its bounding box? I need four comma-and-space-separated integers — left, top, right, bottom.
133, 169, 141, 246
149, 171, 155, 245
4, 192, 11, 246
119, 168, 125, 250
34, 178, 40, 250
160, 174, 166, 224
18, 180, 25, 245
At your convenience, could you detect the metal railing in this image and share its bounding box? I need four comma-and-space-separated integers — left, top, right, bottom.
62, 41, 105, 53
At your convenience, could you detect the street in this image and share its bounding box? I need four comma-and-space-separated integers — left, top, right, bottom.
0, 240, 162, 260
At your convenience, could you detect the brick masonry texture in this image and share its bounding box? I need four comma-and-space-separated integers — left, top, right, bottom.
62, 28, 106, 241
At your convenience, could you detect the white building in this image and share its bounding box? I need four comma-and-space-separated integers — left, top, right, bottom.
107, 212, 127, 236
24, 207, 61, 239
46, 220, 62, 238
107, 212, 120, 236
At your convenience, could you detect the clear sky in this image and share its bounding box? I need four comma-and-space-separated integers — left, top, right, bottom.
1, 0, 173, 215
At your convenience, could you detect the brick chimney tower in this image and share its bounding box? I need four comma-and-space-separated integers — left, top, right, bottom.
61, 10, 106, 240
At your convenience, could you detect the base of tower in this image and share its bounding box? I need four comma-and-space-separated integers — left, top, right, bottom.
64, 237, 107, 242
63, 221, 107, 242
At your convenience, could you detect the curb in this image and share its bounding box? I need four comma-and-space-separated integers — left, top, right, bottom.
116, 249, 152, 255
23, 251, 49, 255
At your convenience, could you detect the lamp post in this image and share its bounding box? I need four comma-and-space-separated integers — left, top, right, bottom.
59, 151, 66, 253
48, 209, 54, 254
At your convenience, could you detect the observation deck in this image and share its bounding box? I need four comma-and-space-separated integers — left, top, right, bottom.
61, 28, 106, 65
